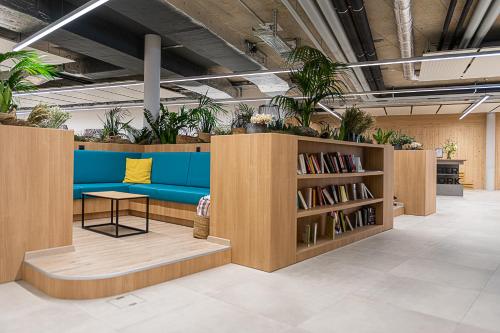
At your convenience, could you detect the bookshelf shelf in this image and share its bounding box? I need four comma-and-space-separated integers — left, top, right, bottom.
211, 133, 394, 272
296, 225, 385, 262
297, 170, 384, 180
297, 198, 384, 218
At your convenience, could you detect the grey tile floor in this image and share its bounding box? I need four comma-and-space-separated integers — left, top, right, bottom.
1, 190, 500, 332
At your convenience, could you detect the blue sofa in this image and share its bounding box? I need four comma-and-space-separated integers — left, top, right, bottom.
73, 150, 210, 205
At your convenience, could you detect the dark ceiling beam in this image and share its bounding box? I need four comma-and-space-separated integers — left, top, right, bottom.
448, 0, 473, 50
437, 0, 457, 50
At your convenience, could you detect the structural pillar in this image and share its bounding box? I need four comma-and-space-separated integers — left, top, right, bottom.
485, 112, 496, 190
144, 34, 161, 125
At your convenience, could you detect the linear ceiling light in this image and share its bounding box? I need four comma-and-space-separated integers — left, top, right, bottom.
13, 81, 144, 97
13, 0, 111, 51
317, 102, 343, 120
459, 95, 490, 120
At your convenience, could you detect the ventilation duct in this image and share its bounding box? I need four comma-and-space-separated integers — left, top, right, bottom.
470, 1, 500, 48
253, 24, 292, 57
458, 0, 493, 49
393, 0, 417, 80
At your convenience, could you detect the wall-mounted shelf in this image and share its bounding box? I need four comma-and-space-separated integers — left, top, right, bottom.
297, 198, 384, 218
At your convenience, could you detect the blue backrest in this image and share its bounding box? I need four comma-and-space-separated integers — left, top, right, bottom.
187, 152, 210, 188
141, 152, 191, 186
74, 150, 141, 183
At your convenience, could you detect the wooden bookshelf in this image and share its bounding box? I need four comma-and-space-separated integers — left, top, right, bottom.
210, 133, 393, 272
297, 170, 384, 180
297, 198, 384, 218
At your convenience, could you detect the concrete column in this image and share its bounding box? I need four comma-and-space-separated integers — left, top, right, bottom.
485, 112, 496, 190
144, 34, 161, 124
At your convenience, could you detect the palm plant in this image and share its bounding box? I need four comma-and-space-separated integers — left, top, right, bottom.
192, 93, 226, 134
272, 46, 345, 128
0, 51, 57, 113
372, 128, 394, 144
129, 127, 152, 145
231, 103, 255, 129
341, 106, 374, 141
144, 104, 197, 144
98, 107, 133, 139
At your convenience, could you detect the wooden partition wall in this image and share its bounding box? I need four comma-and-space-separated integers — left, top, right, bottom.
74, 141, 210, 152
0, 126, 73, 283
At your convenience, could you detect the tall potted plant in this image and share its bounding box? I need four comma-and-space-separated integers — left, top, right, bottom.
98, 107, 133, 143
144, 104, 197, 144
272, 46, 345, 136
0, 51, 57, 122
191, 93, 226, 142
341, 106, 374, 142
231, 103, 255, 134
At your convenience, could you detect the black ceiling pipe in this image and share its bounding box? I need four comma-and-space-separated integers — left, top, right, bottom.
438, 0, 458, 50
330, 0, 377, 91
344, 0, 386, 91
448, 0, 474, 50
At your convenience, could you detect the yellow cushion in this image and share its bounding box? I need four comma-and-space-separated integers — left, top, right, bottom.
123, 158, 152, 184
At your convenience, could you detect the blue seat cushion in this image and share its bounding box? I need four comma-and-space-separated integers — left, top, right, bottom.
74, 150, 141, 183
74, 183, 131, 199
128, 184, 164, 197
187, 152, 210, 188
141, 152, 191, 186
132, 184, 209, 205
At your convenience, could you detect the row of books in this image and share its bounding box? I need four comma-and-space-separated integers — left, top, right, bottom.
297, 182, 374, 210
301, 207, 376, 246
297, 152, 363, 175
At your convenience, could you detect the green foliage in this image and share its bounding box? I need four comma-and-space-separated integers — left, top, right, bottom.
191, 93, 226, 133
272, 46, 345, 127
213, 126, 232, 136
341, 107, 374, 138
99, 107, 133, 139
231, 103, 255, 128
129, 127, 152, 145
0, 51, 58, 113
372, 128, 394, 144
28, 104, 70, 128
390, 130, 414, 146
144, 104, 198, 144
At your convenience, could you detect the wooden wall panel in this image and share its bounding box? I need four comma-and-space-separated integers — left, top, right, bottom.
0, 126, 73, 283
74, 141, 210, 153
374, 114, 486, 189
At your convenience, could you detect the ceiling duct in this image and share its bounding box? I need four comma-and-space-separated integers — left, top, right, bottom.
437, 0, 457, 50
459, 0, 493, 49
253, 9, 292, 57
393, 0, 417, 80
470, 1, 500, 48
448, 0, 473, 49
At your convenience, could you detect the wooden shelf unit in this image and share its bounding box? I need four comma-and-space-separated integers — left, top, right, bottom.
210, 134, 393, 272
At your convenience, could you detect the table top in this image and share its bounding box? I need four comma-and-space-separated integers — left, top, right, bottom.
82, 191, 149, 200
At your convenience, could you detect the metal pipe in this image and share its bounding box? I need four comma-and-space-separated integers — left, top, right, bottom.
437, 0, 457, 50
459, 0, 492, 49
393, 0, 417, 80
448, 0, 473, 49
470, 1, 500, 47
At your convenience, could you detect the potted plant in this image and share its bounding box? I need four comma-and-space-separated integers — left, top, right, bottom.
407, 142, 423, 150
192, 93, 226, 142
372, 128, 394, 144
340, 106, 374, 142
0, 51, 57, 124
27, 104, 71, 128
390, 131, 414, 150
231, 103, 255, 134
144, 104, 198, 144
272, 46, 345, 137
98, 107, 133, 143
246, 113, 273, 133
442, 139, 457, 159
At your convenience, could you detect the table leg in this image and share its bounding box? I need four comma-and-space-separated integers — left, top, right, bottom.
146, 197, 149, 233
115, 199, 119, 238
110, 199, 114, 225
81, 194, 85, 228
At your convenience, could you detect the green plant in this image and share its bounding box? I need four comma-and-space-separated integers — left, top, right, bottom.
99, 107, 133, 139
27, 104, 51, 125
390, 130, 414, 146
213, 126, 232, 136
144, 104, 197, 144
272, 46, 345, 127
192, 93, 226, 133
341, 107, 374, 140
372, 128, 394, 144
30, 104, 70, 128
443, 139, 457, 159
129, 127, 152, 145
231, 103, 255, 128
0, 51, 57, 113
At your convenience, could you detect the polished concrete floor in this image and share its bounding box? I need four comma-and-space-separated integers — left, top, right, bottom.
2, 190, 500, 333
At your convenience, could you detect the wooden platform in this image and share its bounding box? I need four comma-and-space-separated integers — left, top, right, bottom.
22, 217, 231, 299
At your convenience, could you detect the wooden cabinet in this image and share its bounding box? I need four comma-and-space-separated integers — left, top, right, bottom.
210, 134, 394, 272
394, 150, 436, 216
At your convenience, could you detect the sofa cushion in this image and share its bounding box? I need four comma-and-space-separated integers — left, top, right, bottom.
123, 158, 152, 184
141, 152, 191, 186
153, 184, 210, 205
187, 152, 210, 188
128, 184, 164, 197
74, 150, 141, 183
77, 183, 131, 198
73, 184, 83, 200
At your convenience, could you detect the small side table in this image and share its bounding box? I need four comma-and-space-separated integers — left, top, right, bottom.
81, 191, 149, 238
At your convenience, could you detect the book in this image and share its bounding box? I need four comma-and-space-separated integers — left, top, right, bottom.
326, 212, 337, 239
297, 190, 308, 209
322, 188, 334, 205
312, 223, 318, 245
339, 185, 349, 202
353, 156, 364, 172
298, 154, 307, 174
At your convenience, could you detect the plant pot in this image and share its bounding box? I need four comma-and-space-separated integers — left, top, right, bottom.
393, 144, 402, 150
176, 135, 203, 144
231, 127, 246, 134
292, 126, 319, 137
198, 132, 212, 143
0, 113, 16, 124
246, 123, 268, 134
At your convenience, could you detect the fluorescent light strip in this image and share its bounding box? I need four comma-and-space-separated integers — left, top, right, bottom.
13, 81, 144, 97
13, 0, 111, 51
317, 102, 343, 120
344, 84, 500, 97
459, 95, 490, 120
160, 69, 291, 84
